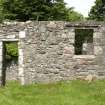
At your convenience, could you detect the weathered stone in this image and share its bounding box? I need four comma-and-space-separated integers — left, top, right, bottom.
39, 26, 46, 32
63, 46, 74, 55
82, 43, 94, 55
19, 31, 26, 38
47, 22, 57, 28
6, 62, 18, 81
7, 35, 16, 39
0, 21, 105, 85
94, 46, 103, 55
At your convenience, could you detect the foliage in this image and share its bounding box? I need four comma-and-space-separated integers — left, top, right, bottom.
67, 10, 84, 21
5, 42, 18, 60
1, 0, 66, 21
0, 0, 84, 21
89, 0, 105, 21
49, 1, 69, 20
0, 80, 105, 105
0, 0, 4, 22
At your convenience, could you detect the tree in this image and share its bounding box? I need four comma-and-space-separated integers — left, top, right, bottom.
1, 0, 69, 21
89, 0, 105, 21
1, 0, 84, 21
50, 1, 69, 20
0, 0, 4, 22
67, 10, 84, 21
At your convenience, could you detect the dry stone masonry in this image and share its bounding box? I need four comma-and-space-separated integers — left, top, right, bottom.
0, 21, 105, 85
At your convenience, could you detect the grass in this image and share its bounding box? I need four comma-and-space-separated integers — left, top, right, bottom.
0, 80, 105, 105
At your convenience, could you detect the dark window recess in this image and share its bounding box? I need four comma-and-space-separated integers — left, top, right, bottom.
75, 29, 94, 55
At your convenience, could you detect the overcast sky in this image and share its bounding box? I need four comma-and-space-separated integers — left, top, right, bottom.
64, 0, 96, 17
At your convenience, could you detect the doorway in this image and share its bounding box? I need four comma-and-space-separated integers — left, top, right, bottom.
2, 41, 18, 86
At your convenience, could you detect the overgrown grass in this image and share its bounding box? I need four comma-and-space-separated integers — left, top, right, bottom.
0, 80, 105, 105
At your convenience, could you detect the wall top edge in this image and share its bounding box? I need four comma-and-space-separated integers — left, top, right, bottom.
0, 20, 105, 27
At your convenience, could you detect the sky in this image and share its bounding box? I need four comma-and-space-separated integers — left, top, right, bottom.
64, 0, 96, 17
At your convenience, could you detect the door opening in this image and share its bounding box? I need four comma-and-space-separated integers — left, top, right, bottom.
2, 41, 18, 86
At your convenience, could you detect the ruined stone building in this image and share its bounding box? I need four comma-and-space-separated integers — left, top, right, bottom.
0, 21, 105, 85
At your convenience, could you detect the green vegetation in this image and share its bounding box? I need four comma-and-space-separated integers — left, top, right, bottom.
5, 42, 18, 61
67, 10, 84, 21
89, 0, 105, 21
0, 80, 105, 105
0, 0, 83, 21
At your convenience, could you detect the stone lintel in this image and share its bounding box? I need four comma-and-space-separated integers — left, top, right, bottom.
2, 39, 19, 41
73, 55, 95, 59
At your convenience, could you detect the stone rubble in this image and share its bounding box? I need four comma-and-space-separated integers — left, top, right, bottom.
0, 21, 105, 85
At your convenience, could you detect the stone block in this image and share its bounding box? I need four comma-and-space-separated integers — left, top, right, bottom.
19, 49, 23, 56
63, 46, 74, 55
19, 31, 26, 38
39, 26, 46, 32
94, 46, 103, 55
93, 32, 102, 39
6, 35, 16, 39
19, 55, 24, 65
94, 38, 102, 46
62, 33, 67, 38
18, 67, 24, 76
0, 42, 2, 49
47, 22, 56, 28
68, 32, 75, 39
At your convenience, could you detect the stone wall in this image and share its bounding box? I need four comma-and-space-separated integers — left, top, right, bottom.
22, 21, 105, 84
23, 21, 75, 84
6, 61, 18, 81
0, 21, 105, 85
